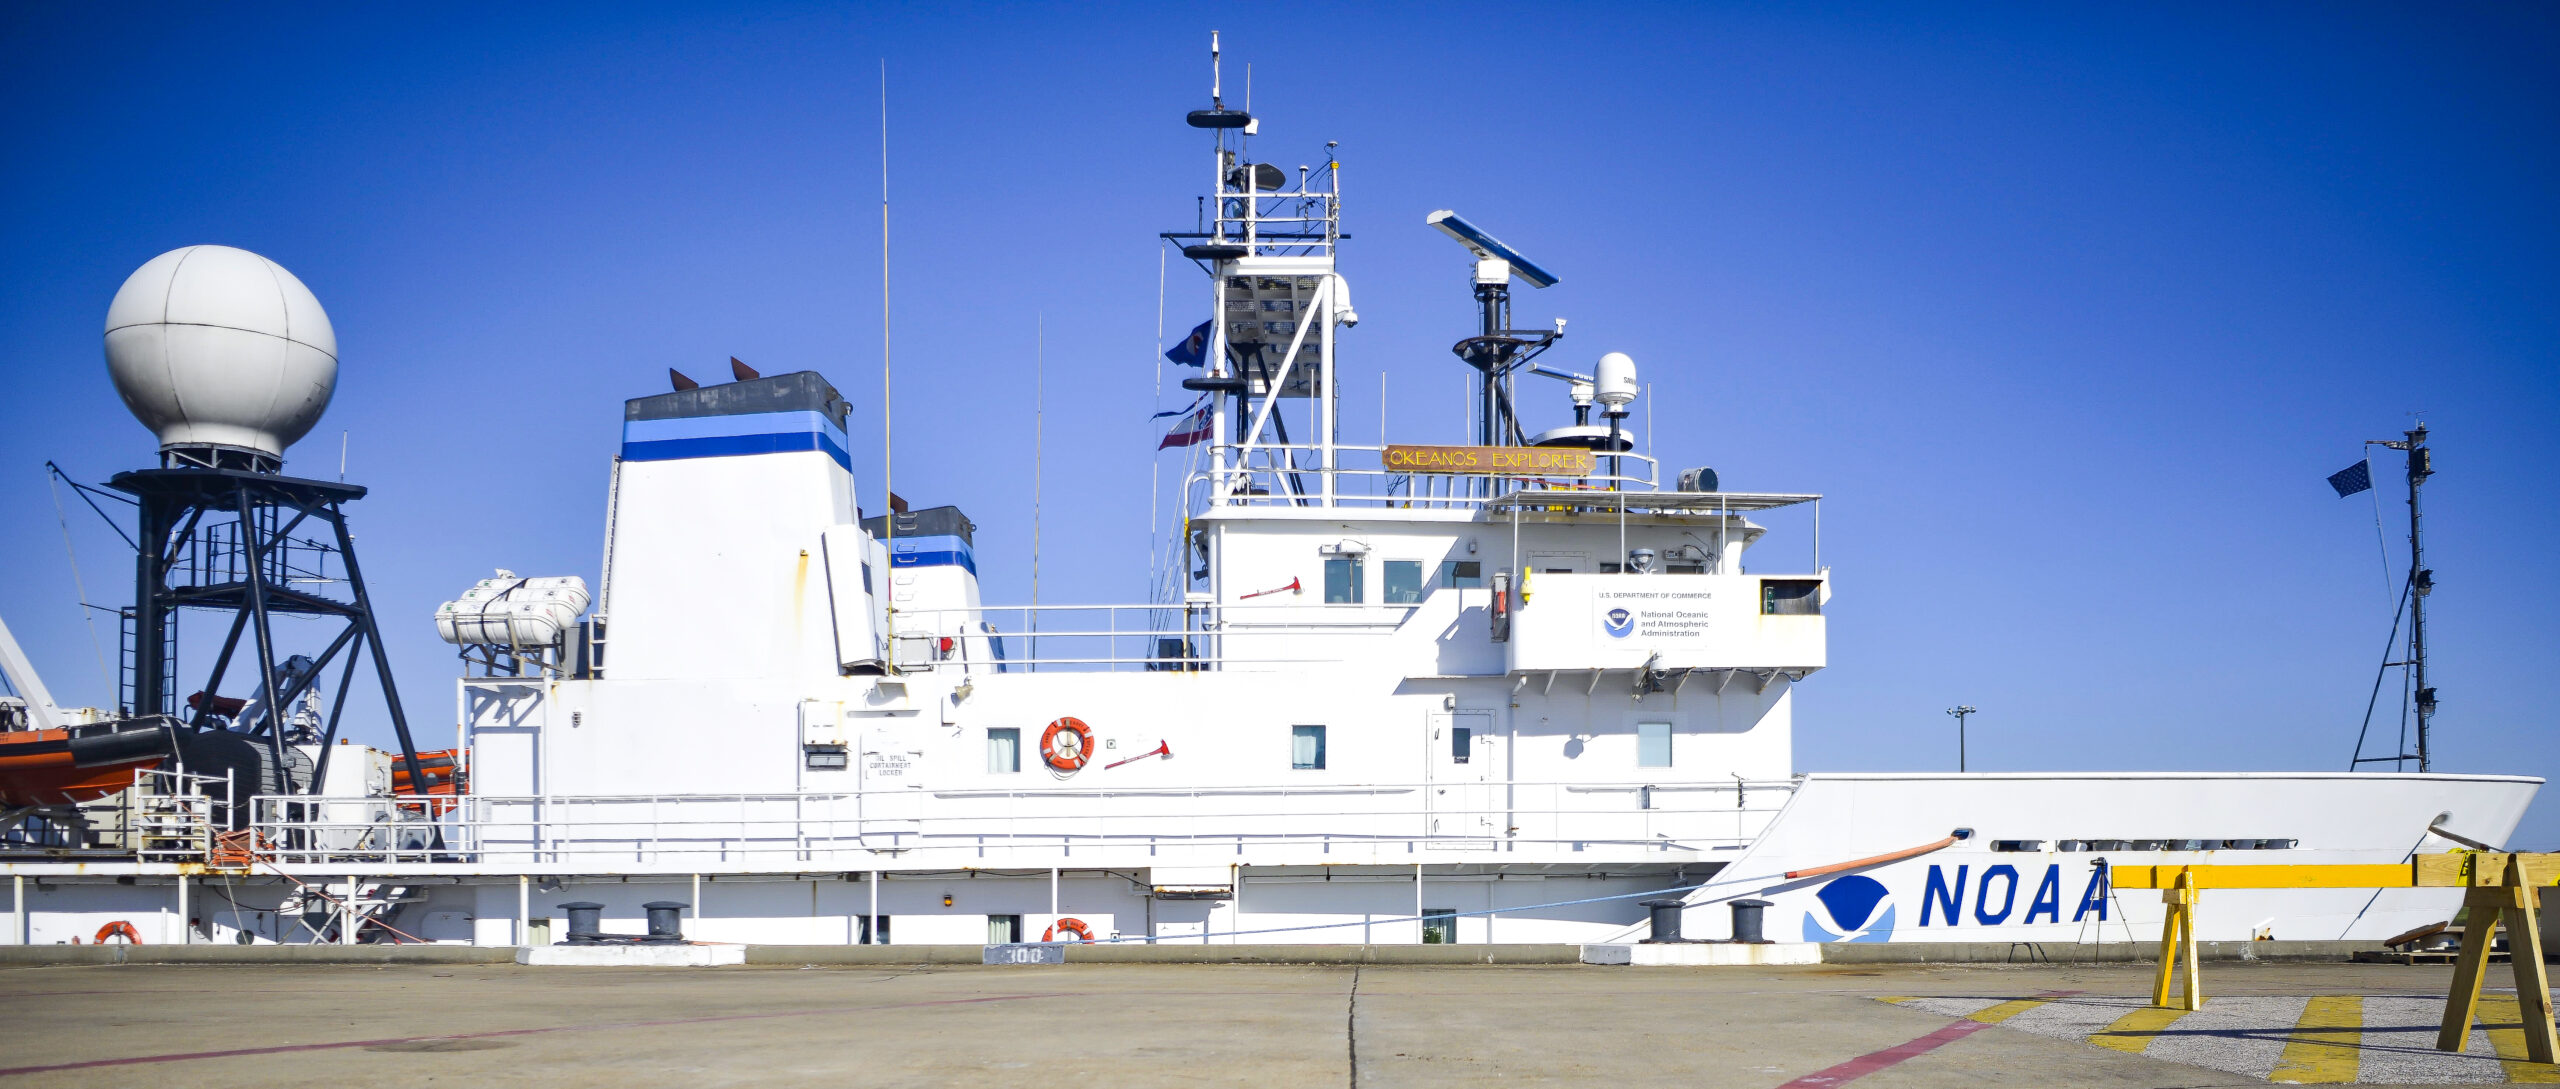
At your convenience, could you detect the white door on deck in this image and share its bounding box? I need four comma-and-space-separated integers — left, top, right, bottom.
1425, 710, 1497, 848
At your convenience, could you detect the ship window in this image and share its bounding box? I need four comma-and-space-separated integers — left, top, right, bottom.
1324, 556, 1364, 604
1600, 562, 1622, 574
1637, 721, 1672, 768
1439, 560, 1482, 588
1383, 561, 1424, 604
1761, 580, 1821, 616
988, 915, 1023, 944
1422, 908, 1457, 944
1451, 724, 1472, 763
1292, 725, 1327, 770
987, 728, 1020, 774
1668, 563, 1706, 575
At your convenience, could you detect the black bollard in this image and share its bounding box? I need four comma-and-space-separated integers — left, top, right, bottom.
642, 901, 688, 943
1638, 898, 1688, 943
1730, 899, 1773, 944
558, 901, 605, 945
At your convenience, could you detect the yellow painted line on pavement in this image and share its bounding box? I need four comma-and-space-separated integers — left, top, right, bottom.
1965, 996, 2052, 1024
2268, 995, 2362, 1084
2476, 994, 2560, 1083
2088, 1006, 2191, 1055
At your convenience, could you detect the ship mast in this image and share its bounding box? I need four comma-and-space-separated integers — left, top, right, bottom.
2349, 423, 2434, 773
2396, 423, 2434, 771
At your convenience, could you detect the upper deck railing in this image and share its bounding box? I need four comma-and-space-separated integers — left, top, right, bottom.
887, 601, 1418, 674
242, 777, 1799, 870
1197, 443, 1666, 511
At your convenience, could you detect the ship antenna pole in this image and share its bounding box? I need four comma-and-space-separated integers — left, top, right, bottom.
879, 60, 895, 566
1033, 312, 1045, 660
2405, 423, 2432, 771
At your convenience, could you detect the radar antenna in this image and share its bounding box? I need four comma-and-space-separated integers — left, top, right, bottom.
1426, 211, 1563, 451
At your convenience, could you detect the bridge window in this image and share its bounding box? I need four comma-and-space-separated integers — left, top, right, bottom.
1292, 725, 1327, 770
1324, 555, 1364, 603
987, 728, 1020, 774
1439, 560, 1482, 589
1383, 560, 1425, 604
1761, 580, 1821, 616
1637, 721, 1672, 768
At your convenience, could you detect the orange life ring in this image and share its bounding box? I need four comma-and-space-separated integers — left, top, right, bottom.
1044, 917, 1094, 943
94, 920, 142, 945
1040, 717, 1093, 773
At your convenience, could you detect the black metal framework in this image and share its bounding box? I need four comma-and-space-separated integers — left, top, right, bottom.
110, 466, 429, 797
2351, 424, 2435, 773
1452, 277, 1561, 451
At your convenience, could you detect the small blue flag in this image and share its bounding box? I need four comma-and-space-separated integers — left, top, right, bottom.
2328, 460, 2372, 498
1164, 320, 1212, 368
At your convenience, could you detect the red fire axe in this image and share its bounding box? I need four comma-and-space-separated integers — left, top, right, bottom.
1106, 740, 1172, 770
1239, 578, 1301, 600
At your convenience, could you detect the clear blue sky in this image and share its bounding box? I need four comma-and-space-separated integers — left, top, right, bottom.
4, 6, 2554, 841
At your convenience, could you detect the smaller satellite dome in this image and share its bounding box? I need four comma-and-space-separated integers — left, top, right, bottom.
104, 245, 337, 470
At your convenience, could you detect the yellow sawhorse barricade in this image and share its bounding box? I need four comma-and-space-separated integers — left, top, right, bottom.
2120, 853, 2559, 1063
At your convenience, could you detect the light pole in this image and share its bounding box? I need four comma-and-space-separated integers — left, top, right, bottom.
1946, 706, 1977, 773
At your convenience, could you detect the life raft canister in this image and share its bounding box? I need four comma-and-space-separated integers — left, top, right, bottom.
1044, 917, 1095, 943
1040, 717, 1094, 772
93, 920, 142, 945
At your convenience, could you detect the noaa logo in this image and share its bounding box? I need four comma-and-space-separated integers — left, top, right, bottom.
1801, 875, 1896, 943
1602, 608, 1635, 638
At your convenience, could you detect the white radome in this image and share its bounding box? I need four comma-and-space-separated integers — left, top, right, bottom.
1594, 351, 1639, 411
104, 245, 337, 462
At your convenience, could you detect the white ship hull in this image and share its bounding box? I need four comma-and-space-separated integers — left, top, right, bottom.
1, 771, 2530, 948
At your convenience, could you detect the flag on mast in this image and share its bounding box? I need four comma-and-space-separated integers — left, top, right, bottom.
1164, 320, 1213, 367
2328, 459, 2373, 497
1159, 403, 1212, 449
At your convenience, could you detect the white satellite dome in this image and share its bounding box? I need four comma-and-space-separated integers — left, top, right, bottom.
104, 245, 337, 469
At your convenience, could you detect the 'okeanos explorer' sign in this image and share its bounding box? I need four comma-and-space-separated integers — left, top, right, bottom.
1384, 444, 1593, 476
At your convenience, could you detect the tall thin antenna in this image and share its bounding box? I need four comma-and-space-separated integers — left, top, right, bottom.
879, 59, 895, 557
1032, 312, 1046, 657
1148, 242, 1166, 601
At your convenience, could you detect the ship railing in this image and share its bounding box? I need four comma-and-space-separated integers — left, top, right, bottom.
888, 601, 1419, 674
1196, 169, 1339, 256
242, 778, 1799, 868
131, 766, 230, 863
1193, 443, 1665, 511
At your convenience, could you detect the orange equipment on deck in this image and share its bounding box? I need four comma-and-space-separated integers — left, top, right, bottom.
391, 747, 468, 815
0, 721, 172, 807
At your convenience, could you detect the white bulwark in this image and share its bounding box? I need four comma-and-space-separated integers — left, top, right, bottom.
1, 59, 2535, 953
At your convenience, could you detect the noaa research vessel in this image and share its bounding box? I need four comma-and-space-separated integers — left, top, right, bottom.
0, 49, 2536, 951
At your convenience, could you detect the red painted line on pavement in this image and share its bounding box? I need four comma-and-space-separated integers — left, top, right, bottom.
1777, 991, 2081, 1088
0, 992, 1063, 1078
1777, 1020, 1996, 1087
